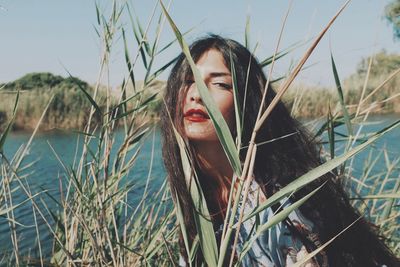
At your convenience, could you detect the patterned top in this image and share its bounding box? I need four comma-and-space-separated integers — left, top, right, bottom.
179, 179, 329, 266
225, 179, 328, 267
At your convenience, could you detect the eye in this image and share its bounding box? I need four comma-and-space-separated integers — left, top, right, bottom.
185, 79, 194, 85
212, 82, 232, 90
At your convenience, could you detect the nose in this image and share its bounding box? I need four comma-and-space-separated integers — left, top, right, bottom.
187, 83, 202, 103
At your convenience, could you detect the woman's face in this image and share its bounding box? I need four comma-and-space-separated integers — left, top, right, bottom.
182, 49, 235, 142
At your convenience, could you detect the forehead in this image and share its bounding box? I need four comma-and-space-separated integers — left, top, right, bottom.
196, 49, 228, 69
183, 49, 230, 77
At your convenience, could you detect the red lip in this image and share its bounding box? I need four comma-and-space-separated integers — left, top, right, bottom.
184, 109, 210, 122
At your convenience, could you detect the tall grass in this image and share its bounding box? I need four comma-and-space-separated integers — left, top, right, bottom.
160, 0, 400, 265
0, 0, 399, 266
43, 1, 179, 265
285, 74, 400, 119
0, 76, 166, 131
1, 1, 179, 266
0, 74, 108, 131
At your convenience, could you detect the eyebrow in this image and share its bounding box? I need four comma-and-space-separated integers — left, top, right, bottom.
186, 72, 231, 79
208, 72, 231, 78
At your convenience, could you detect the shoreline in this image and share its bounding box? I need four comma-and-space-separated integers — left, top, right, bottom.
5, 113, 399, 134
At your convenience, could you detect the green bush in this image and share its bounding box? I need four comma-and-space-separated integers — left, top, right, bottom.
0, 72, 106, 130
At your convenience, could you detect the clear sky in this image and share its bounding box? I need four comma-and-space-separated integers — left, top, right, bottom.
1, 0, 399, 88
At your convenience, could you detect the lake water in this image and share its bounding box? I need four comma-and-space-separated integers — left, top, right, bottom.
1, 115, 399, 260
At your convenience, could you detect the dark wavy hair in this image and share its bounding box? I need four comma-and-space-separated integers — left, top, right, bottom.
160, 34, 399, 266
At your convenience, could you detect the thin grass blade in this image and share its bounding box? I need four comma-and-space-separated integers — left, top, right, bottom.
239, 184, 324, 261
64, 70, 102, 117
0, 90, 19, 152
122, 28, 136, 92
243, 118, 400, 223
172, 124, 218, 266
293, 217, 362, 267
230, 52, 242, 148
331, 52, 353, 136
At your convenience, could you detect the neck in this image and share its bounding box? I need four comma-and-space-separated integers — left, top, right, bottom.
192, 140, 234, 180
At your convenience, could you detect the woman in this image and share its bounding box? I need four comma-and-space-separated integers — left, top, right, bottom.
160, 35, 399, 266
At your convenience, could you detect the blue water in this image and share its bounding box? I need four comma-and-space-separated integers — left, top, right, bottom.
0, 127, 166, 260
0, 115, 399, 260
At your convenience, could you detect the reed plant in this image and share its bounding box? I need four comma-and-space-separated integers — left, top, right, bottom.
42, 1, 180, 266
0, 0, 399, 266
160, 0, 400, 265
2, 1, 179, 266
285, 52, 400, 118
0, 74, 109, 131
0, 91, 55, 266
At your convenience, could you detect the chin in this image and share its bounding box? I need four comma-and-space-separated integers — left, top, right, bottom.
184, 125, 219, 142
187, 135, 219, 142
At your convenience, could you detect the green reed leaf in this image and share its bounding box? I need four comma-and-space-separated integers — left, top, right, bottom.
145, 216, 178, 261
122, 28, 136, 92
107, 90, 143, 116
238, 184, 324, 261
230, 52, 242, 148
331, 52, 353, 136
327, 105, 335, 160
63, 70, 102, 118
172, 123, 218, 266
293, 216, 362, 267
127, 4, 148, 68
135, 14, 151, 56
175, 192, 191, 265
242, 118, 400, 223
95, 2, 101, 25
259, 40, 306, 67
147, 55, 179, 82
111, 93, 158, 121
144, 209, 173, 255
156, 26, 196, 56
245, 14, 250, 49
313, 114, 355, 139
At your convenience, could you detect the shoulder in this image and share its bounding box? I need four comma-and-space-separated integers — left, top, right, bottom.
237, 179, 329, 266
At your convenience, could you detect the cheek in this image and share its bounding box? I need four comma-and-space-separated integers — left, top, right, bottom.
216, 95, 235, 128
